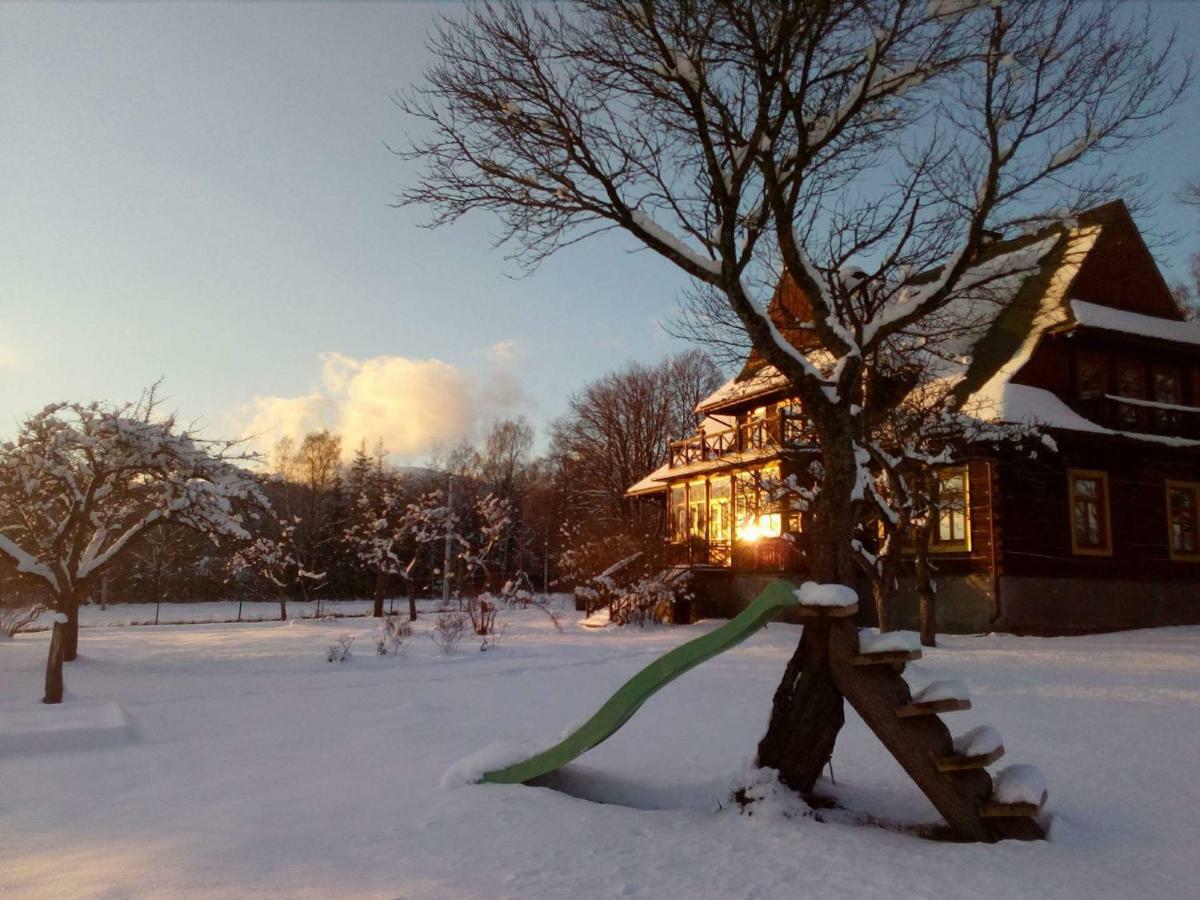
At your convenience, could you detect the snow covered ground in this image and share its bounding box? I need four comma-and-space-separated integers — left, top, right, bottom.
2, 600, 1199, 899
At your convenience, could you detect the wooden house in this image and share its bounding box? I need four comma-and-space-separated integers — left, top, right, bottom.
627, 201, 1200, 634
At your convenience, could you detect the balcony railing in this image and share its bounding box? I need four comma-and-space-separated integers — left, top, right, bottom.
666, 535, 805, 572
667, 412, 808, 468
1074, 395, 1200, 440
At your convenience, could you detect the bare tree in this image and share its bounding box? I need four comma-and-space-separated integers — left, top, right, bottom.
397, 0, 1184, 792
550, 349, 721, 534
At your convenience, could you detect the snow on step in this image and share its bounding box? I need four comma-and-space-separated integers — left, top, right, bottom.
857, 629, 921, 654
912, 680, 970, 704
794, 581, 858, 608
991, 764, 1047, 807
953, 725, 1004, 758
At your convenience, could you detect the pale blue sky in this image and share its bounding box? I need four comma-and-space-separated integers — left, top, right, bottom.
2, 2, 1198, 461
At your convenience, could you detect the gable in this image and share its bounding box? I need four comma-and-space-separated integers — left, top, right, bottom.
1066, 201, 1182, 320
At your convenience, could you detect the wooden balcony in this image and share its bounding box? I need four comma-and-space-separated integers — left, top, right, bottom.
1075, 395, 1200, 440
667, 412, 808, 469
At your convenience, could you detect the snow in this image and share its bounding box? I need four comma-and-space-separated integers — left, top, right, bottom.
0, 700, 132, 755
910, 679, 970, 704
3, 606, 1200, 897
1071, 300, 1200, 347
858, 628, 922, 654
992, 764, 1048, 807
695, 366, 792, 413
953, 724, 1004, 758
794, 582, 858, 608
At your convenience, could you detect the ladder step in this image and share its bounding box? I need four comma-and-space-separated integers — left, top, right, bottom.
850, 649, 921, 666
937, 745, 1005, 772
796, 601, 859, 619
896, 698, 972, 718
979, 791, 1048, 818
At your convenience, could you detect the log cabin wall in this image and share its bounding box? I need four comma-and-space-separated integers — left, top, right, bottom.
994, 433, 1200, 633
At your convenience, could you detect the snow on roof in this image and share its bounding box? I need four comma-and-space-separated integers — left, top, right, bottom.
1070, 300, 1200, 347
695, 366, 792, 413
625, 464, 671, 496
965, 381, 1200, 447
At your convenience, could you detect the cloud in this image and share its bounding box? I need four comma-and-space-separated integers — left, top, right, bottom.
483, 337, 525, 365
242, 351, 518, 463
0, 344, 17, 369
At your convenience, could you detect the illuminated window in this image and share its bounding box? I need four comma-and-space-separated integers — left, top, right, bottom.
669, 485, 686, 541
687, 481, 707, 539
1068, 469, 1112, 555
933, 467, 971, 552
1166, 481, 1200, 561
708, 477, 731, 543
735, 465, 782, 541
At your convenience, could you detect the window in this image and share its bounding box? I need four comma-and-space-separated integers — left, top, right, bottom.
1166, 481, 1200, 561
1153, 365, 1181, 428
1115, 358, 1146, 429
1068, 469, 1112, 556
687, 481, 707, 539
709, 477, 732, 543
669, 485, 686, 541
734, 465, 782, 541
933, 467, 971, 552
1076, 351, 1108, 400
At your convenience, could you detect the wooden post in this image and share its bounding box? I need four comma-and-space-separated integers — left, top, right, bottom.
43, 620, 67, 704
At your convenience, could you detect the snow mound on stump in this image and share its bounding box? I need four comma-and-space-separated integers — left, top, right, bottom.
857, 629, 921, 654
794, 582, 858, 608
0, 700, 132, 755
952, 725, 1003, 757
992, 764, 1047, 806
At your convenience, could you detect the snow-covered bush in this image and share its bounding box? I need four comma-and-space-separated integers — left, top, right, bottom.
609, 571, 692, 627
1, 600, 45, 638
373, 616, 412, 656
326, 633, 355, 663
431, 611, 466, 654
498, 570, 535, 607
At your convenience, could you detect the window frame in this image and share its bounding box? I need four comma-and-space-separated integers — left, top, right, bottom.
931, 465, 972, 553
1067, 468, 1113, 557
1165, 479, 1200, 562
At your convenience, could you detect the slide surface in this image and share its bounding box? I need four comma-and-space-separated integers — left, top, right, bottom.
482, 579, 798, 784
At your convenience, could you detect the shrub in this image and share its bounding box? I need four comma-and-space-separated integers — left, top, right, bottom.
466, 593, 500, 636
431, 611, 466, 654
1, 601, 45, 638
609, 571, 693, 627
326, 633, 355, 662
374, 616, 412, 656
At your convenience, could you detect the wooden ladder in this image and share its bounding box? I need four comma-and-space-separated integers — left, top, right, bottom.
819, 616, 1047, 842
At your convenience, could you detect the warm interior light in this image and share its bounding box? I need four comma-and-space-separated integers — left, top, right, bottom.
738, 521, 763, 543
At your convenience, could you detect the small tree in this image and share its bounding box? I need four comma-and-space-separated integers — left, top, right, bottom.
0, 394, 265, 702
227, 516, 325, 622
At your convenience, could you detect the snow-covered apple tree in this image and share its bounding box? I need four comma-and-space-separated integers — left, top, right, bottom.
396, 0, 1185, 791
0, 395, 266, 702
227, 515, 324, 623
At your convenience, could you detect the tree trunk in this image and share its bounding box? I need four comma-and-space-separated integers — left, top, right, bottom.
756, 426, 858, 793
373, 569, 386, 618
44, 620, 67, 704
872, 579, 891, 633
916, 542, 937, 648
62, 598, 80, 662
407, 584, 417, 622
278, 590, 288, 622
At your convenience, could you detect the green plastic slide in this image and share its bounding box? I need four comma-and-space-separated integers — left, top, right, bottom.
481, 579, 798, 784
